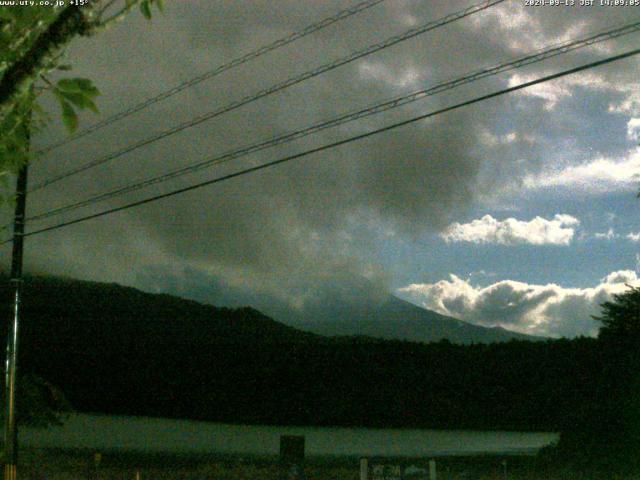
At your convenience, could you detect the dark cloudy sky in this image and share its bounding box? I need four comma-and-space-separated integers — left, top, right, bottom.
3, 0, 640, 338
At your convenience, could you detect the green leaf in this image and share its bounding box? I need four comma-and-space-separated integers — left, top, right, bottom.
73, 78, 96, 92
0, 108, 20, 133
57, 78, 80, 91
0, 10, 14, 21
59, 99, 78, 133
56, 90, 99, 114
83, 97, 99, 114
56, 78, 99, 97
140, 1, 152, 19
30, 101, 48, 119
155, 0, 164, 12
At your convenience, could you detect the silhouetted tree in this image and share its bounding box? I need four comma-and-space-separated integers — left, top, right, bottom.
595, 284, 640, 347
547, 285, 640, 473
4, 374, 72, 428
594, 286, 640, 471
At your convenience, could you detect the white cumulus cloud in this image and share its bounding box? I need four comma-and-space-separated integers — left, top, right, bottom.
441, 214, 579, 246
627, 118, 640, 142
627, 232, 640, 242
523, 149, 640, 193
398, 271, 640, 338
594, 228, 618, 240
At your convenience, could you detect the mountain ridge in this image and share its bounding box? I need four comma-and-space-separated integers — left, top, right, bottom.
291, 294, 542, 344
0, 274, 591, 430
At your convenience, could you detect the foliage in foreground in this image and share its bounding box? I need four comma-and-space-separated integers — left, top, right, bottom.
0, 0, 163, 203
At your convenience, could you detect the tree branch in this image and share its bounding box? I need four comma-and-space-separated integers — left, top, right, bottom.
98, 1, 139, 27
97, 0, 119, 21
0, 5, 95, 118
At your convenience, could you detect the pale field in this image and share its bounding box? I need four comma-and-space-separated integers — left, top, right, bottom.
12, 449, 640, 480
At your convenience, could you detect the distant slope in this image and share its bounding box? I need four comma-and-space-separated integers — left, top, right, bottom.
295, 295, 542, 344
0, 275, 584, 431
2, 275, 320, 347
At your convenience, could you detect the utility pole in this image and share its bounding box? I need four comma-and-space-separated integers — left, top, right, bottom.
4, 126, 30, 480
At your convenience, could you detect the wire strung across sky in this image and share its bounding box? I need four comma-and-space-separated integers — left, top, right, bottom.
35, 0, 388, 155
25, 19, 640, 224
5, 47, 638, 245
29, 0, 505, 193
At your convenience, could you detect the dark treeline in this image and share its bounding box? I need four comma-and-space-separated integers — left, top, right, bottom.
0, 275, 606, 433
22, 331, 602, 431
543, 287, 640, 473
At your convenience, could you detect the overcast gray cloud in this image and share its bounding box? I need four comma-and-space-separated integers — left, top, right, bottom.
2, 1, 640, 330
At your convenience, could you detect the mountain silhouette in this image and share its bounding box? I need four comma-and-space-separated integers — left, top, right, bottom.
0, 275, 574, 430
293, 294, 541, 344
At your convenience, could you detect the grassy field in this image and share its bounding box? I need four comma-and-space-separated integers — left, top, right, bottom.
11, 448, 640, 480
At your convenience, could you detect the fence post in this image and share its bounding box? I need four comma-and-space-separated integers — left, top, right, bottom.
360, 458, 368, 480
280, 435, 305, 480
428, 460, 436, 480
87, 452, 101, 480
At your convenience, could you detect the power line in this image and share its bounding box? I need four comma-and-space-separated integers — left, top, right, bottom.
35, 0, 388, 155
30, 0, 505, 193
8, 46, 640, 244
26, 19, 640, 223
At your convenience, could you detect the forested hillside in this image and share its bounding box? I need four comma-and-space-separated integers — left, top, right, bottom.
1, 276, 600, 431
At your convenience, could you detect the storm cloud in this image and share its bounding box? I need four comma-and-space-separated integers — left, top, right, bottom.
2, 1, 639, 332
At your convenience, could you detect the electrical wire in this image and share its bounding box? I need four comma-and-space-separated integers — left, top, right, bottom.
35, 0, 388, 155
29, 0, 505, 193
7, 46, 639, 244
26, 19, 640, 223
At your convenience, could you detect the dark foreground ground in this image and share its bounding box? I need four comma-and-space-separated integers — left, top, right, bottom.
10, 448, 640, 480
